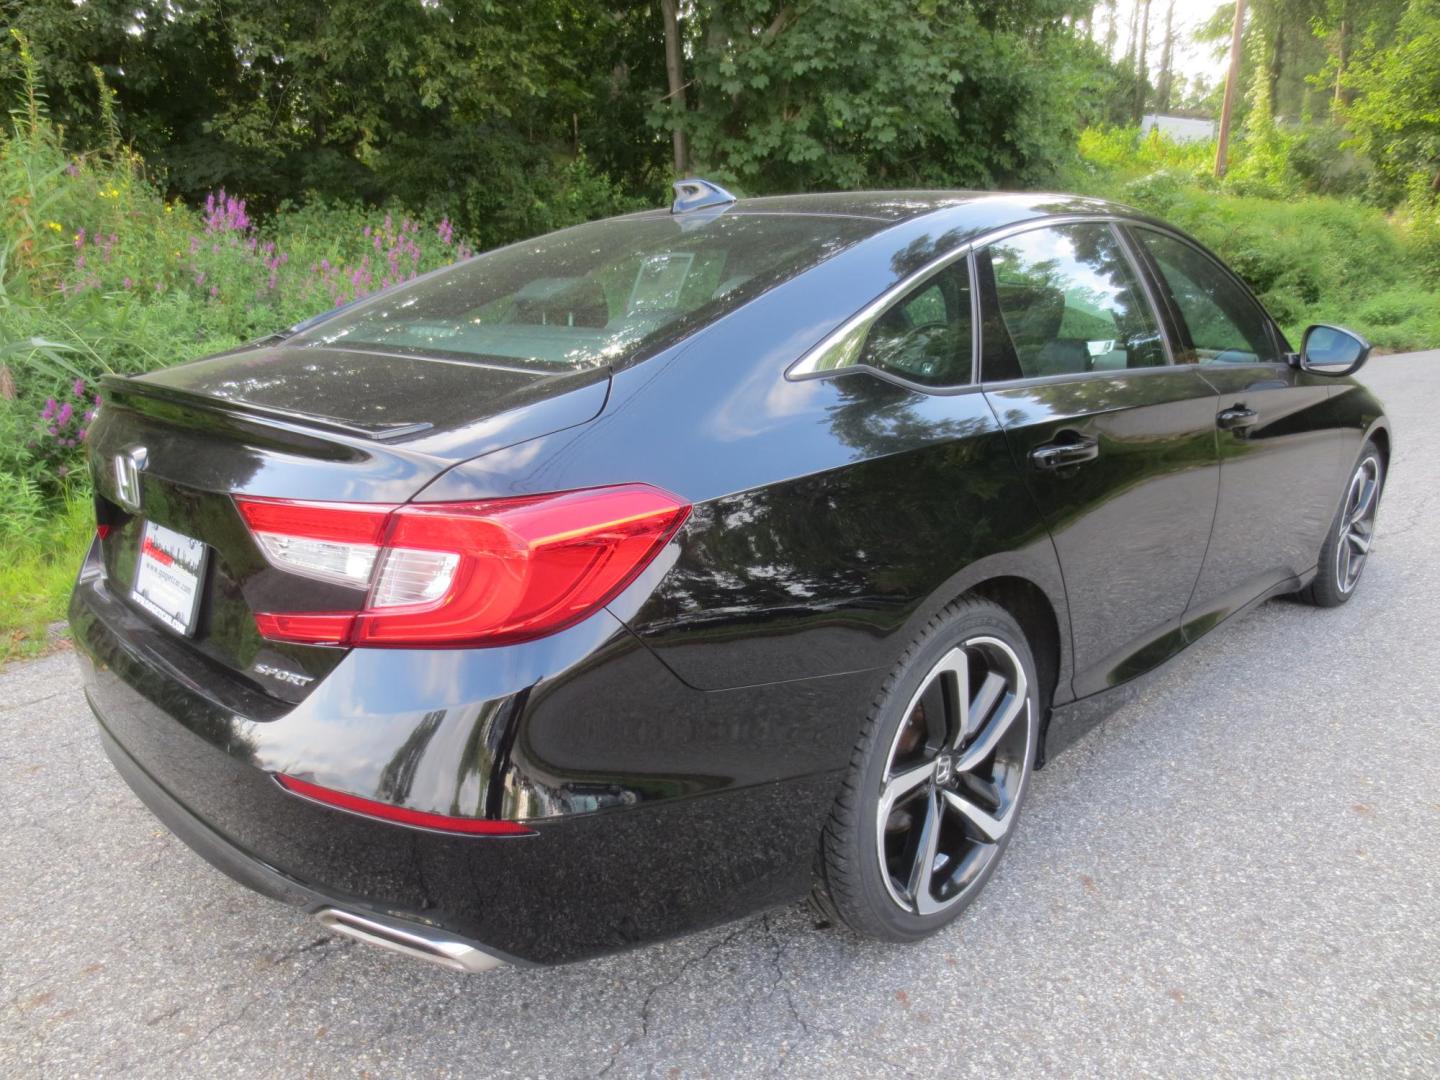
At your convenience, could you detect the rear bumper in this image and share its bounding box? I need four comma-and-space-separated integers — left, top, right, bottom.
71, 566, 861, 965
92, 712, 527, 969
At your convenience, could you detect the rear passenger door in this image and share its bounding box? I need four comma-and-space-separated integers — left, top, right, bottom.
978, 222, 1221, 698
1125, 226, 1345, 636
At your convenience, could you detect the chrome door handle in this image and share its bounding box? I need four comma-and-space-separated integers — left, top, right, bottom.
1217, 406, 1259, 432
1029, 437, 1099, 471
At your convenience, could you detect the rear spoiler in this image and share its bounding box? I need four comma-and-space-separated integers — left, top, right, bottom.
99, 374, 433, 442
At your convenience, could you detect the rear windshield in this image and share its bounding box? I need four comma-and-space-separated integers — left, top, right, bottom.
293, 212, 880, 371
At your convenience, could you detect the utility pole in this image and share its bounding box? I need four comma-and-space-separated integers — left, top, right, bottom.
1214, 0, 1247, 178
660, 0, 688, 176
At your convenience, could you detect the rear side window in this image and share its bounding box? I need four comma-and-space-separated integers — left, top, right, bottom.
857, 262, 974, 387
800, 260, 974, 388
1131, 228, 1280, 365
978, 223, 1167, 381
295, 213, 879, 371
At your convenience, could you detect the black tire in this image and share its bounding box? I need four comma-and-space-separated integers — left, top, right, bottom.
813, 597, 1040, 942
1300, 441, 1384, 608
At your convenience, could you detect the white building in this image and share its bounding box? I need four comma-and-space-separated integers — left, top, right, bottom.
1140, 114, 1217, 143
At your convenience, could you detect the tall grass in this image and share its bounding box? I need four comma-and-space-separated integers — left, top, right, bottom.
0, 34, 479, 493
0, 485, 92, 663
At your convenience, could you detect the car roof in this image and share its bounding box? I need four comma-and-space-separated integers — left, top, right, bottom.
627, 188, 1153, 242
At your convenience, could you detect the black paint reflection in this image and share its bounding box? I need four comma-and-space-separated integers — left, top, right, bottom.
986, 368, 1221, 696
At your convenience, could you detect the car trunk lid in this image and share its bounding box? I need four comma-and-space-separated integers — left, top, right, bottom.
85, 344, 609, 704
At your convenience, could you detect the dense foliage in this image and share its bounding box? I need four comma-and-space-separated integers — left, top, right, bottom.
1345, 0, 1440, 202
669, 1, 1118, 191
0, 0, 1135, 228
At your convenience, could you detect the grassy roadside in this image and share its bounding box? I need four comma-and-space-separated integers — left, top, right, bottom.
0, 497, 92, 665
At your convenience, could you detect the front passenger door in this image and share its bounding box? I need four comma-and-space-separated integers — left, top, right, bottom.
1126, 227, 1344, 637
978, 223, 1221, 699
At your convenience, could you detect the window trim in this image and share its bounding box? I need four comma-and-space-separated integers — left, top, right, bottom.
786, 213, 1241, 395
1120, 222, 1293, 369
785, 242, 982, 395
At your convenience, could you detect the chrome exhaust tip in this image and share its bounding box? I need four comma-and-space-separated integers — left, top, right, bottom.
316, 908, 506, 973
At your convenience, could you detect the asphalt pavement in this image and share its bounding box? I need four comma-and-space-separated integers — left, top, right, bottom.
2, 351, 1437, 1078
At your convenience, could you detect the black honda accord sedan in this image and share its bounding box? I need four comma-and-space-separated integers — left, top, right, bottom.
71, 182, 1389, 970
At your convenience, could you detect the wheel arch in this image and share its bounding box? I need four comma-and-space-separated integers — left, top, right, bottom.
966, 578, 1061, 717
899, 551, 1074, 767
1366, 420, 1391, 471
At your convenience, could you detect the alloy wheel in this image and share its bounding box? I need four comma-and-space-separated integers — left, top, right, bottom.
875, 635, 1032, 916
1336, 456, 1381, 594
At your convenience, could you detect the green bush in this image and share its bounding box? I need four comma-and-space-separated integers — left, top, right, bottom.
0, 85, 488, 491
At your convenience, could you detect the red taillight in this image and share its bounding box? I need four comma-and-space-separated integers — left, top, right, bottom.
237, 484, 690, 648
274, 774, 534, 835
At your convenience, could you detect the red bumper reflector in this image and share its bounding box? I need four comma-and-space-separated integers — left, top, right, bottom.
254, 611, 354, 646
274, 774, 534, 836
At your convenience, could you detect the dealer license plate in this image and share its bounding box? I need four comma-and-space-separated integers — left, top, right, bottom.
131, 521, 208, 635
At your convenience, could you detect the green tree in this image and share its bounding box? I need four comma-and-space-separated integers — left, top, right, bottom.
0, 0, 666, 241
670, 0, 1114, 193
1344, 0, 1440, 196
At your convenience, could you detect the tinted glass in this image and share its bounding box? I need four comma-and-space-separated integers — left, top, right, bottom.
801, 259, 974, 387
857, 262, 973, 386
295, 213, 878, 371
1133, 228, 1279, 365
979, 224, 1166, 381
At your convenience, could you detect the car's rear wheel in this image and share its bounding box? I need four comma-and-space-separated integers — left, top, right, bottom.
814, 598, 1039, 941
1301, 442, 1384, 608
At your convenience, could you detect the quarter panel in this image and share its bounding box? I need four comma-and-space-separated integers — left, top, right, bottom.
608, 376, 1062, 690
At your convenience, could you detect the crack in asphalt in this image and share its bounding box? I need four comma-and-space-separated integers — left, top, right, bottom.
757, 913, 918, 1079
594, 921, 757, 1078
0, 688, 73, 716
157, 936, 357, 1065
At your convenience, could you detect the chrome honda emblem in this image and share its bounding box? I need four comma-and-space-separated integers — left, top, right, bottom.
114, 446, 147, 513
934, 753, 954, 786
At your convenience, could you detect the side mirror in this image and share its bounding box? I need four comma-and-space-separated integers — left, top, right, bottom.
1297, 323, 1371, 377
